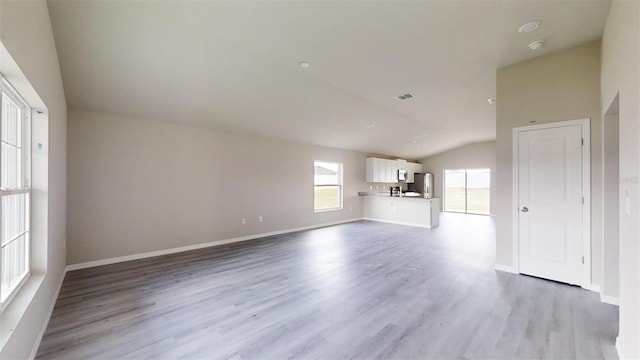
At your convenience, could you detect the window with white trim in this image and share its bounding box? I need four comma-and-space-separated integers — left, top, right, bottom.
443, 168, 490, 215
314, 161, 343, 212
0, 77, 31, 310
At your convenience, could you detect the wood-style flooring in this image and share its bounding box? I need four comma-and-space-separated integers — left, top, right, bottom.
36, 214, 618, 359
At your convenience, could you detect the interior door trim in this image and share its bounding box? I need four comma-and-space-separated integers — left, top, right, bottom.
512, 118, 591, 289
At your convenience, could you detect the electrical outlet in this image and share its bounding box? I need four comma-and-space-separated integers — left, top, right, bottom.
242, 218, 246, 224
258, 216, 263, 223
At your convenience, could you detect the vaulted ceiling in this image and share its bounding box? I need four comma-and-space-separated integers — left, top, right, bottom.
48, 0, 610, 158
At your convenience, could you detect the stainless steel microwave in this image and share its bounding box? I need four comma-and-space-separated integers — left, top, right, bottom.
398, 169, 407, 181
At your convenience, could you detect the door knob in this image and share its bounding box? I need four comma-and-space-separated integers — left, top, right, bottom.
520, 206, 529, 212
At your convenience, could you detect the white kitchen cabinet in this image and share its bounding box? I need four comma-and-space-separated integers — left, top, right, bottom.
365, 158, 419, 183
386, 159, 398, 182
366, 157, 398, 183
365, 158, 377, 182
366, 157, 386, 183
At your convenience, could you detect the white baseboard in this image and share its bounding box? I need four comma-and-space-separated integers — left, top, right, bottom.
494, 264, 517, 274
66, 218, 363, 271
615, 337, 625, 360
362, 217, 432, 229
588, 284, 620, 306
28, 269, 67, 360
600, 293, 620, 306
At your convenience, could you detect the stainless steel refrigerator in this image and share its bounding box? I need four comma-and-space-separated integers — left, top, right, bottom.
408, 173, 434, 198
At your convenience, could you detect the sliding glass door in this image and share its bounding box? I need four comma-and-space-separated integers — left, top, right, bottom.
443, 170, 466, 213
444, 169, 490, 215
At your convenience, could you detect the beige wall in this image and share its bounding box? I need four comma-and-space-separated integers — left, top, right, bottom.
600, 0, 640, 357
602, 111, 619, 300
495, 42, 602, 282
419, 141, 496, 215
67, 109, 367, 265
0, 1, 67, 358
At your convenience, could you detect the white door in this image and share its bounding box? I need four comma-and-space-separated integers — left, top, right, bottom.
517, 124, 584, 285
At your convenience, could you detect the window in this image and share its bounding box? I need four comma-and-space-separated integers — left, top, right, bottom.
444, 169, 490, 215
1, 77, 30, 310
314, 161, 343, 212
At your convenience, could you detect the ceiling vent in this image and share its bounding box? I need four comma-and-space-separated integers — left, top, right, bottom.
398, 93, 414, 100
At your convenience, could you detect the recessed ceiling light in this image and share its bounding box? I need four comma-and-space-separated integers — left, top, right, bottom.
528, 40, 544, 50
488, 97, 497, 105
365, 123, 376, 129
298, 61, 310, 68
519, 20, 542, 33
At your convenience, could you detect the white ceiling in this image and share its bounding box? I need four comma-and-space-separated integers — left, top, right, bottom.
48, 0, 611, 159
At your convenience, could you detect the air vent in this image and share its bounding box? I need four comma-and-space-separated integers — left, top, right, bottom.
398, 93, 414, 100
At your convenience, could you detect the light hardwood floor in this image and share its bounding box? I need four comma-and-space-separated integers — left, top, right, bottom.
36, 214, 618, 359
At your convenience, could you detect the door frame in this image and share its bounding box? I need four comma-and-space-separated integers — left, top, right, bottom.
512, 118, 591, 289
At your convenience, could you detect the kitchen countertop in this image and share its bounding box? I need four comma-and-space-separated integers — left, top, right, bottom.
358, 191, 439, 200
362, 192, 440, 228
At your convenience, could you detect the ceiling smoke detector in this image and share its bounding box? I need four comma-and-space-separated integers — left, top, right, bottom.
487, 97, 497, 105
519, 20, 542, 33
398, 93, 414, 100
528, 40, 545, 50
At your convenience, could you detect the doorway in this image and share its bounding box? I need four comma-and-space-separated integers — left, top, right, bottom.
513, 119, 590, 287
443, 169, 490, 215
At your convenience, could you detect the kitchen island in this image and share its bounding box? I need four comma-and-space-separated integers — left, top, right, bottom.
359, 193, 440, 228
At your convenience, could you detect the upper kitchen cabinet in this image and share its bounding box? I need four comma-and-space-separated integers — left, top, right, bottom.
365, 157, 379, 182
366, 157, 398, 183
385, 159, 398, 182
366, 157, 423, 183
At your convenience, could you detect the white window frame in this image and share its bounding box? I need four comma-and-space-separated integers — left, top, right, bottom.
443, 168, 491, 215
0, 76, 31, 312
313, 160, 343, 212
